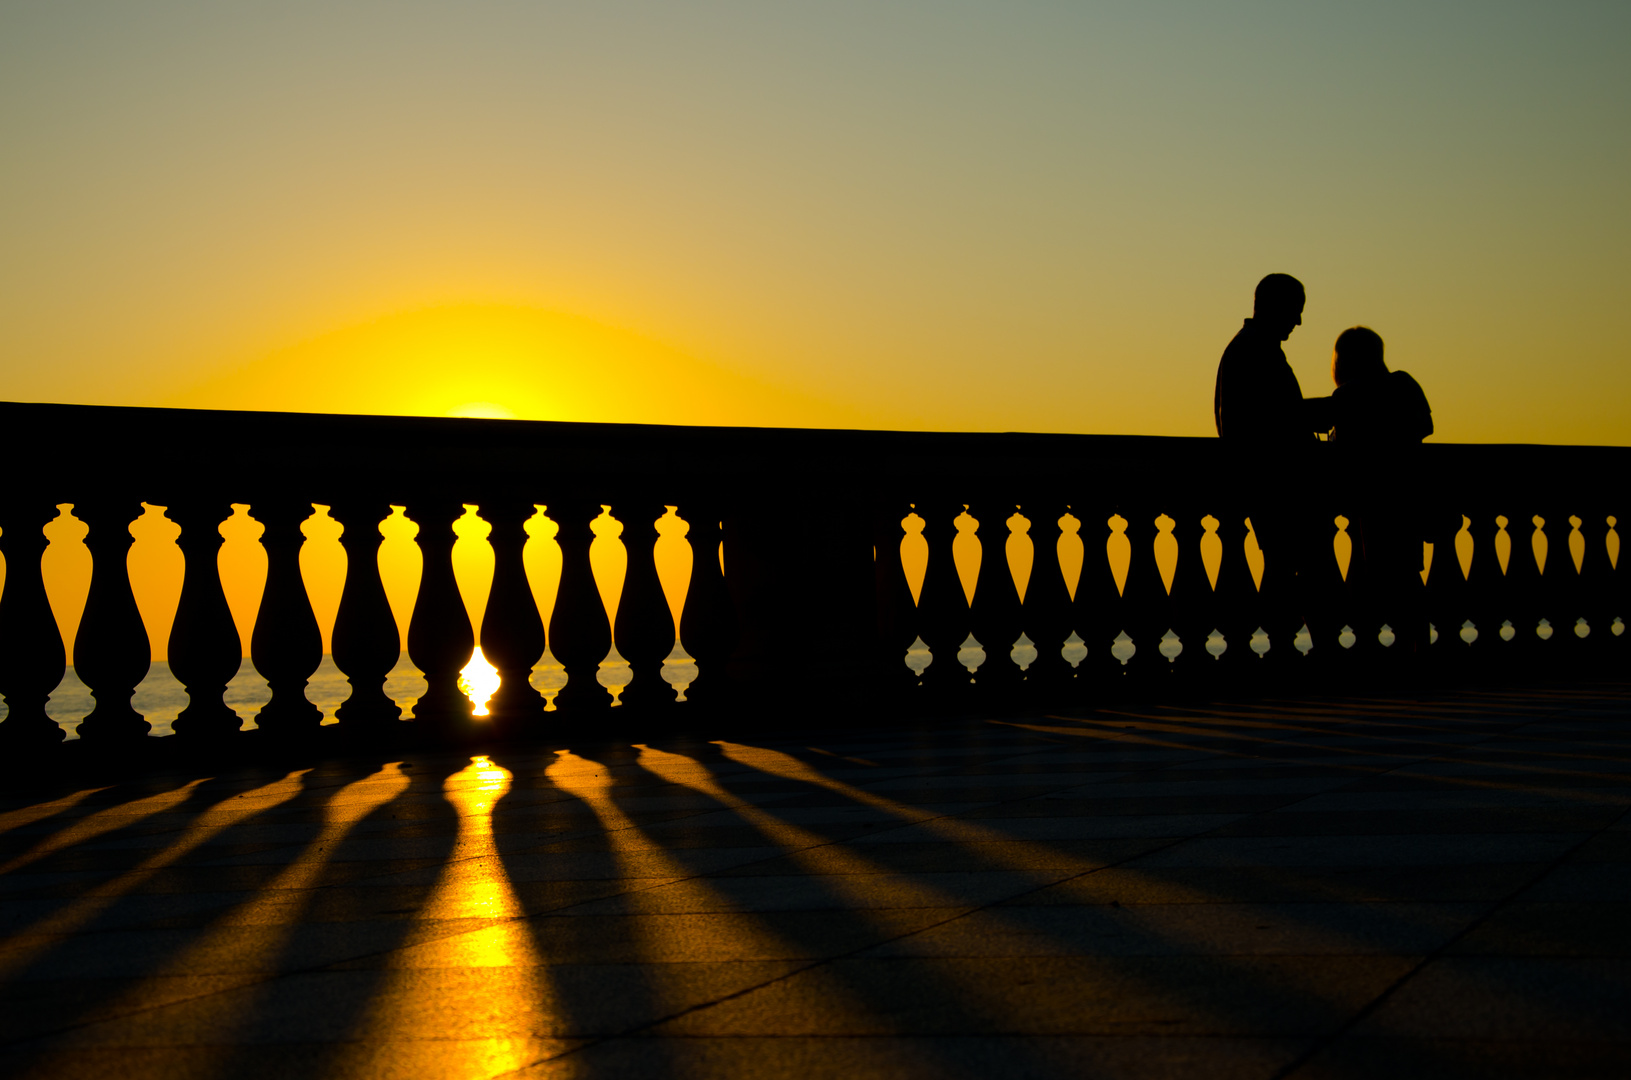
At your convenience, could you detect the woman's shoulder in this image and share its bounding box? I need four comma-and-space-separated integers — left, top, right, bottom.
1388, 369, 1431, 406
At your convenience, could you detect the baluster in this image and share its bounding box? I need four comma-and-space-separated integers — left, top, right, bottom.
1116, 499, 1171, 693
1565, 509, 1605, 671
1167, 504, 1219, 694
1057, 505, 1092, 697
613, 501, 675, 713
1468, 509, 1515, 678
405, 500, 475, 736
478, 501, 546, 733
1083, 506, 1137, 693
1547, 501, 1588, 669
966, 496, 1024, 705
1246, 493, 1312, 679
1423, 508, 1474, 682
1015, 496, 1074, 706
1212, 500, 1265, 693
914, 498, 972, 708
1300, 487, 1350, 679
248, 500, 323, 738
676, 496, 738, 711
72, 499, 152, 745
872, 498, 919, 701
1606, 513, 1626, 656
165, 500, 242, 740
1327, 508, 1368, 675
0, 500, 67, 750
330, 501, 402, 730
547, 500, 612, 715
1547, 505, 1579, 666
1506, 509, 1548, 674
1401, 452, 1458, 677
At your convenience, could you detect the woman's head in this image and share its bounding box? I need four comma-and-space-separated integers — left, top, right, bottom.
1332, 326, 1387, 387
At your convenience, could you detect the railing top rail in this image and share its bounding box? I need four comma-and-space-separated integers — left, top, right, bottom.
5, 400, 1626, 504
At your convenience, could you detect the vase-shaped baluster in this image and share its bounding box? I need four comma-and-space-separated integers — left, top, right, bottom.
0, 501, 67, 751
547, 501, 612, 716
166, 500, 242, 740
73, 499, 151, 745
478, 501, 546, 734
331, 502, 403, 731
613, 502, 675, 714
249, 500, 323, 738
405, 500, 475, 737
677, 497, 737, 712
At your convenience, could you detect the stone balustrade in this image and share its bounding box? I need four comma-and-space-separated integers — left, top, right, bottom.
0, 401, 1622, 754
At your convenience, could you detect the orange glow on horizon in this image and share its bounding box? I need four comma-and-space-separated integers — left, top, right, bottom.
160, 304, 890, 431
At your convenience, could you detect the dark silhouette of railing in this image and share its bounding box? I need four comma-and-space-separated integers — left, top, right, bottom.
0, 401, 1624, 756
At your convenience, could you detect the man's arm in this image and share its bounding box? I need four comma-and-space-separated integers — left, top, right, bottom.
1303, 395, 1334, 437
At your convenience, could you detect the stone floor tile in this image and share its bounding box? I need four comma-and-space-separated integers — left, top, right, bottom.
2, 685, 1627, 1077
1002, 865, 1542, 906
524, 1035, 1310, 1080
0, 892, 245, 934
330, 908, 965, 967
1566, 831, 1631, 862
1127, 834, 1586, 868
856, 773, 1106, 792
849, 815, 1243, 843
135, 879, 653, 927
1514, 862, 1631, 902
0, 973, 263, 1045
709, 839, 1164, 876
1353, 957, 1631, 1041
864, 903, 1485, 958
1278, 790, 1631, 813
1209, 808, 1623, 837
0, 919, 491, 980
962, 795, 1296, 817
1055, 778, 1354, 800
563, 871, 1066, 914
0, 871, 131, 899
650, 955, 1414, 1037
356, 847, 783, 886
15, 963, 802, 1047
1288, 1036, 1631, 1079
0, 1038, 587, 1080
666, 804, 944, 827
1448, 903, 1631, 956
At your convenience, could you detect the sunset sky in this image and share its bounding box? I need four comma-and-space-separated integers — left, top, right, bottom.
2, 1, 1626, 444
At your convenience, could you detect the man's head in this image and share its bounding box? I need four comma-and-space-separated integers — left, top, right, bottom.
1332, 325, 1386, 387
1253, 273, 1305, 341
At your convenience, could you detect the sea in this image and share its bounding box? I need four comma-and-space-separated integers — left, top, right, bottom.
2, 648, 699, 739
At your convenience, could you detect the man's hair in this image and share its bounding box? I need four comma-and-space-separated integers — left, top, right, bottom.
1333, 325, 1387, 386
1254, 273, 1305, 316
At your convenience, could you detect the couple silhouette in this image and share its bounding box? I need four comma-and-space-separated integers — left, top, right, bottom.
1213, 273, 1434, 663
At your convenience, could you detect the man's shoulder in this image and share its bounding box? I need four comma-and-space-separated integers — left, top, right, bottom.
1219, 321, 1270, 366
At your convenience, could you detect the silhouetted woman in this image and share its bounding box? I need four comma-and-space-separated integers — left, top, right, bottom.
1327, 326, 1433, 664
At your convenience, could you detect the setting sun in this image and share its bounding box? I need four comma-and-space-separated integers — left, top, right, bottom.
448, 402, 515, 420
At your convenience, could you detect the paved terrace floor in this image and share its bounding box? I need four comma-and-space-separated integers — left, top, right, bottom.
0, 685, 1628, 1080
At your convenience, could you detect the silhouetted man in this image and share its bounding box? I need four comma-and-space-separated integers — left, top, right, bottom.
1214, 273, 1325, 446
1214, 273, 1329, 662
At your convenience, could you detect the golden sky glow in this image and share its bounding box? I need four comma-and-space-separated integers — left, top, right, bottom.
2, 3, 1629, 671
0, 3, 1625, 444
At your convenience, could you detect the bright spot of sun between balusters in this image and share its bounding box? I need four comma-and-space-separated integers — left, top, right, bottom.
459, 648, 502, 716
